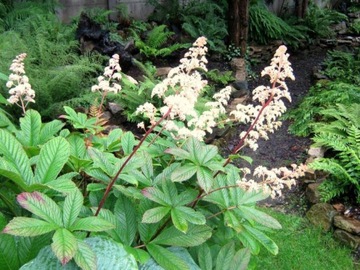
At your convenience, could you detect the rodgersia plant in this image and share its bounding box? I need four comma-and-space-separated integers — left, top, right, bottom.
0, 37, 306, 270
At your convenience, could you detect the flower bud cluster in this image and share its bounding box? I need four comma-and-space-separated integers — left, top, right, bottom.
238, 163, 307, 199
136, 37, 231, 140
91, 54, 123, 94
230, 45, 295, 151
6, 53, 35, 108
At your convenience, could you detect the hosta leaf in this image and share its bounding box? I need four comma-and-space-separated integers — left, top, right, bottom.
17, 192, 63, 226
176, 206, 206, 225
215, 242, 235, 270
33, 137, 70, 184
0, 213, 20, 269
63, 189, 83, 228
142, 206, 170, 224
236, 206, 282, 229
171, 208, 188, 233
243, 224, 279, 255
122, 131, 136, 155
171, 163, 197, 182
17, 110, 41, 146
39, 120, 65, 145
197, 243, 212, 270
114, 195, 138, 245
196, 166, 213, 193
142, 187, 171, 206
87, 147, 114, 176
73, 240, 96, 270
146, 243, 189, 270
151, 225, 212, 247
230, 248, 251, 270
3, 217, 57, 236
0, 129, 33, 185
51, 228, 78, 265
69, 217, 114, 232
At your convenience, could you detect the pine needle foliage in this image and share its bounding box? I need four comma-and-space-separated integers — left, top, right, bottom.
310, 104, 360, 203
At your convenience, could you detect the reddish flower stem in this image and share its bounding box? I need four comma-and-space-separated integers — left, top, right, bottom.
94, 108, 172, 216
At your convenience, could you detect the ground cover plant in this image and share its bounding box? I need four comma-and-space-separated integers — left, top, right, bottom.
0, 36, 311, 270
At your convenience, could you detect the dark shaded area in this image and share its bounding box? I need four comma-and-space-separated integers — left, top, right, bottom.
75, 12, 135, 72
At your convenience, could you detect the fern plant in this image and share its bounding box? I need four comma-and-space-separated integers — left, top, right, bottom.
249, 0, 306, 48
285, 81, 360, 136
131, 24, 189, 59
309, 104, 360, 203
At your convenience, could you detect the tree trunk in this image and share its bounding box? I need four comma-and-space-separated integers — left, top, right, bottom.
228, 0, 249, 56
295, 0, 309, 18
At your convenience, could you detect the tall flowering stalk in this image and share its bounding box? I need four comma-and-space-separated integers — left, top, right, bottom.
6, 53, 35, 114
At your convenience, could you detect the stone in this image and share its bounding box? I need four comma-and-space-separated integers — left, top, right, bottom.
334, 215, 360, 235
306, 203, 336, 232
108, 102, 123, 115
334, 229, 360, 249
231, 81, 249, 98
155, 67, 171, 78
230, 58, 247, 81
308, 147, 325, 158
306, 183, 322, 204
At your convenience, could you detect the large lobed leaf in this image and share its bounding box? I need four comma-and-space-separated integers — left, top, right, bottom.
51, 228, 78, 265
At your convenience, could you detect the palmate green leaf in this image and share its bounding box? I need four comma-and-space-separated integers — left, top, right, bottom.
236, 229, 260, 255
143, 206, 171, 224
20, 237, 137, 270
16, 110, 41, 147
122, 131, 136, 155
67, 134, 87, 158
87, 147, 114, 176
125, 246, 150, 264
171, 208, 188, 233
43, 175, 78, 194
224, 211, 242, 233
151, 224, 212, 247
0, 213, 20, 270
184, 137, 203, 164
0, 159, 29, 191
237, 189, 269, 205
141, 151, 153, 179
33, 137, 70, 184
0, 129, 33, 186
51, 228, 78, 265
154, 163, 181, 184
243, 224, 278, 255
38, 120, 65, 145
197, 243, 212, 270
114, 195, 138, 245
63, 189, 83, 228
73, 240, 96, 270
3, 217, 57, 236
236, 206, 282, 229
230, 248, 251, 270
106, 128, 123, 152
142, 187, 171, 206
215, 242, 235, 270
146, 243, 189, 270
173, 189, 198, 206
171, 163, 197, 182
91, 207, 121, 242
84, 168, 111, 183
17, 192, 63, 226
164, 148, 191, 160
196, 166, 213, 193
175, 206, 206, 225
69, 217, 115, 232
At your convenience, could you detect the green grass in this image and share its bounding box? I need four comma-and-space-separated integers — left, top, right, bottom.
254, 208, 355, 270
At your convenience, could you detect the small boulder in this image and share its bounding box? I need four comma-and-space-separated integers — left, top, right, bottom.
334, 215, 360, 235
306, 183, 322, 204
306, 203, 336, 232
334, 229, 360, 249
